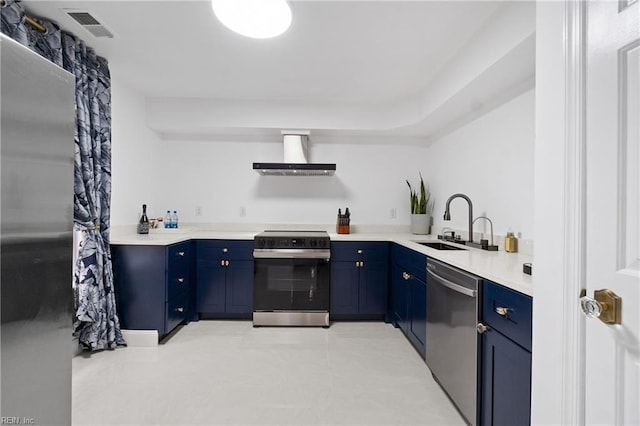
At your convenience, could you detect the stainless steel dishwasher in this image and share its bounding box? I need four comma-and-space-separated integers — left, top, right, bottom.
426, 258, 480, 426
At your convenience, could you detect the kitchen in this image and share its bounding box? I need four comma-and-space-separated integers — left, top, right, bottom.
0, 0, 638, 425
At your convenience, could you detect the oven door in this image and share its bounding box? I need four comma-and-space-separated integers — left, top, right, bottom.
253, 254, 330, 312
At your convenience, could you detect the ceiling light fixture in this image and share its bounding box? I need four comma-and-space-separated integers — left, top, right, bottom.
211, 0, 292, 39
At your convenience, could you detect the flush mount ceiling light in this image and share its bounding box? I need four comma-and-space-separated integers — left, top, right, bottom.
211, 0, 292, 39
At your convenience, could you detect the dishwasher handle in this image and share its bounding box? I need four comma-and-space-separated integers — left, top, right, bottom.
427, 268, 477, 298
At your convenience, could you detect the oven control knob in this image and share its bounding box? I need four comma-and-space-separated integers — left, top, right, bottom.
310, 240, 318, 247
257, 239, 266, 248
268, 240, 275, 248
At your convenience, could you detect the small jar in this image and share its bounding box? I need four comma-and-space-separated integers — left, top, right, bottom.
505, 232, 518, 253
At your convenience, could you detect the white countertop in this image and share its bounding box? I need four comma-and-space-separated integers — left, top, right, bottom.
110, 226, 533, 297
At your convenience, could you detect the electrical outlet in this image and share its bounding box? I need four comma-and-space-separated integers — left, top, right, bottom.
239, 206, 246, 217
390, 208, 397, 219
195, 206, 202, 216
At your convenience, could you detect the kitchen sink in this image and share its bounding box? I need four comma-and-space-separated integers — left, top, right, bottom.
418, 241, 467, 251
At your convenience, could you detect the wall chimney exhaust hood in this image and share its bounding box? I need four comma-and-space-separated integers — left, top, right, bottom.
253, 131, 336, 176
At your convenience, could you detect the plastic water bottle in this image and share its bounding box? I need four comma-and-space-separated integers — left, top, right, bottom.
164, 210, 171, 229
172, 210, 179, 229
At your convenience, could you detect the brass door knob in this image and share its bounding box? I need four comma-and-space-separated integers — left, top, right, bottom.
580, 289, 622, 325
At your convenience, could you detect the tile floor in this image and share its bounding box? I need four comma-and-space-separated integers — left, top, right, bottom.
72, 321, 465, 425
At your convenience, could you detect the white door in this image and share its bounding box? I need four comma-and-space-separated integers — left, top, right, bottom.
584, 0, 639, 424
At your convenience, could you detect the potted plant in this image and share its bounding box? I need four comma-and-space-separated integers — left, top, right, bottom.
406, 173, 432, 234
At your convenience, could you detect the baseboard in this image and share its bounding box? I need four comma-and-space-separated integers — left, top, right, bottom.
121, 329, 158, 347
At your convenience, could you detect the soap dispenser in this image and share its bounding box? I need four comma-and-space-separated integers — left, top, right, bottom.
505, 230, 518, 253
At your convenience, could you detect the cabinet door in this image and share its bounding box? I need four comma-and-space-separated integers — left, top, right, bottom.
391, 263, 409, 331
196, 260, 226, 313
225, 259, 254, 314
408, 275, 426, 357
112, 245, 166, 332
481, 329, 532, 426
359, 261, 388, 315
330, 262, 360, 315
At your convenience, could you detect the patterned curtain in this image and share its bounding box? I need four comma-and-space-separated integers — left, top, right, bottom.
1, 0, 125, 350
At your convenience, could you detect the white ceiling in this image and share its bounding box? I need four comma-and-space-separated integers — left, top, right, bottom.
21, 1, 535, 141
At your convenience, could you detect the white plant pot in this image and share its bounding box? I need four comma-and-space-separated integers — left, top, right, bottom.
410, 214, 431, 235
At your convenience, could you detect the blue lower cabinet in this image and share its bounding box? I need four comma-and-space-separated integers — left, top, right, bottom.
330, 262, 360, 314
480, 327, 532, 426
330, 242, 389, 319
359, 263, 388, 315
196, 240, 253, 317
166, 290, 188, 334
196, 261, 227, 313
224, 260, 254, 313
391, 263, 409, 331
112, 241, 193, 338
480, 280, 532, 426
407, 274, 426, 356
390, 244, 427, 357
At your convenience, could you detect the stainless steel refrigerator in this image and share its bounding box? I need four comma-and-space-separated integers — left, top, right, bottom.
1, 34, 75, 425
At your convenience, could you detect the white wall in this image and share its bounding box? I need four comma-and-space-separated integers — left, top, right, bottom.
424, 89, 535, 241
110, 79, 163, 226
151, 138, 426, 226
111, 88, 535, 237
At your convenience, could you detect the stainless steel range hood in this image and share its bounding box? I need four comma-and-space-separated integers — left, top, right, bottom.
253, 131, 336, 176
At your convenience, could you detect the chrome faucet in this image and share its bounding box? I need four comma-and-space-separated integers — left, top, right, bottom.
472, 216, 494, 246
443, 193, 473, 243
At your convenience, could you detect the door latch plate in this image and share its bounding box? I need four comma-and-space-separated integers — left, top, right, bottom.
594, 289, 622, 325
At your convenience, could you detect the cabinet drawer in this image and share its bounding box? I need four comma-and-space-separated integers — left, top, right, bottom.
168, 241, 191, 270
196, 240, 253, 261
483, 281, 532, 351
331, 242, 388, 263
391, 243, 426, 281
166, 290, 187, 334
167, 270, 189, 300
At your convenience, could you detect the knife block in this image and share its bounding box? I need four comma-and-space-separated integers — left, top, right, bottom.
337, 224, 350, 234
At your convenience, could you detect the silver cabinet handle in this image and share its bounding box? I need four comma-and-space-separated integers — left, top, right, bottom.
402, 272, 411, 280
177, 277, 185, 284
357, 249, 363, 254
177, 251, 185, 257
220, 260, 225, 266
225, 260, 230, 267
222, 248, 228, 253
495, 307, 511, 316
176, 307, 184, 313
477, 323, 490, 334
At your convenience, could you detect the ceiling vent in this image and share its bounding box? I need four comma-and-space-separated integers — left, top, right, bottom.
64, 10, 114, 38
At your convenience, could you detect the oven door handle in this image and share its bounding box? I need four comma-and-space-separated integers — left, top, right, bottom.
253, 249, 331, 260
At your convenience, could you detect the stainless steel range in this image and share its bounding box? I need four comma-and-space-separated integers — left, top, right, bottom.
253, 230, 331, 327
